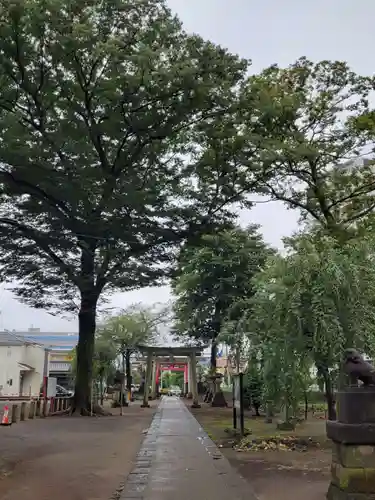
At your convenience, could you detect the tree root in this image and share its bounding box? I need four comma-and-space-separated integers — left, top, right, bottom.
70, 403, 112, 417
50, 408, 72, 417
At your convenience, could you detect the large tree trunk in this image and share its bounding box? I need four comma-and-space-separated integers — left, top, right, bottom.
125, 350, 132, 396
210, 338, 227, 407
119, 350, 128, 406
73, 289, 97, 414
316, 359, 337, 421
99, 376, 104, 406
253, 401, 261, 416
72, 248, 100, 415
210, 341, 217, 371
319, 368, 336, 421
303, 390, 308, 420
122, 351, 125, 374
138, 369, 146, 395
324, 373, 336, 421
204, 341, 217, 403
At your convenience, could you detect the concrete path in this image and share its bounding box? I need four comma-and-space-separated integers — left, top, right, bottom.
120, 397, 258, 500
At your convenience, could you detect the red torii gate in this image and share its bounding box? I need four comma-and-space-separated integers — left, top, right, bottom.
155, 362, 188, 387
138, 345, 205, 409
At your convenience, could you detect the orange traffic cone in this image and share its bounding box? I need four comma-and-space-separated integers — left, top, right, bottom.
1, 405, 11, 426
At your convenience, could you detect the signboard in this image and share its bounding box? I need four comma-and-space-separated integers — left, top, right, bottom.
50, 354, 73, 362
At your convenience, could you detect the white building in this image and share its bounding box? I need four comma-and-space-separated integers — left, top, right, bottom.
0, 332, 49, 397
6, 328, 78, 387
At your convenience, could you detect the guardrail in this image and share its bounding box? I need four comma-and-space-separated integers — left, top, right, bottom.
0, 396, 73, 424
0, 396, 39, 401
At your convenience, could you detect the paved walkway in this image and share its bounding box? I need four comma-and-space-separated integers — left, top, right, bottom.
120, 397, 258, 500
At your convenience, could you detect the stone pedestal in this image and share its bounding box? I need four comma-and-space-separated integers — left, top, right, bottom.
327, 387, 375, 499
204, 378, 214, 403
211, 373, 227, 407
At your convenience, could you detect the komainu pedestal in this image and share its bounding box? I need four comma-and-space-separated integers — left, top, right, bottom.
211, 373, 227, 407
327, 387, 375, 499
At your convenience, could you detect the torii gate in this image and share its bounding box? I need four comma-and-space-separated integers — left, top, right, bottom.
138, 345, 204, 409
156, 362, 188, 392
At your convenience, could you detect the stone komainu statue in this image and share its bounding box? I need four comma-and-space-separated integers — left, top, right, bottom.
342, 348, 375, 386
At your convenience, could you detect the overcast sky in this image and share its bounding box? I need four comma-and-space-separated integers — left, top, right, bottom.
1, 0, 374, 332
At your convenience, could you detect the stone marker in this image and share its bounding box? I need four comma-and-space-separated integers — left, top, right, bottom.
327, 350, 375, 499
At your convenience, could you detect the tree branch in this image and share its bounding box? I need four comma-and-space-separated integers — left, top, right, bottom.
0, 168, 71, 217
326, 181, 375, 211
343, 202, 375, 224
0, 218, 81, 287
263, 183, 323, 222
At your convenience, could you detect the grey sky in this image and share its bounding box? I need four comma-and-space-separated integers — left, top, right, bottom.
1, 0, 374, 331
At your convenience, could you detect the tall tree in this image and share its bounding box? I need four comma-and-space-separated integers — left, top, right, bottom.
0, 0, 261, 413
92, 336, 117, 406
239, 58, 375, 241
99, 304, 164, 397
250, 233, 375, 420
71, 334, 117, 406
172, 225, 273, 369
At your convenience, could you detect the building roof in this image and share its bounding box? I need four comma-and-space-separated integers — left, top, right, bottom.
6, 330, 78, 349
16, 331, 78, 337
0, 331, 41, 347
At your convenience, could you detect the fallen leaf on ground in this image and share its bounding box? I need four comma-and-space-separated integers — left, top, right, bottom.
234, 435, 319, 453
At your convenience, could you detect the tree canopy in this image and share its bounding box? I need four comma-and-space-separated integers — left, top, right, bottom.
248, 232, 375, 419
0, 0, 265, 411
99, 304, 166, 393
238, 58, 375, 241
172, 225, 274, 368
1, 1, 375, 417
0, 0, 253, 311
99, 304, 165, 354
